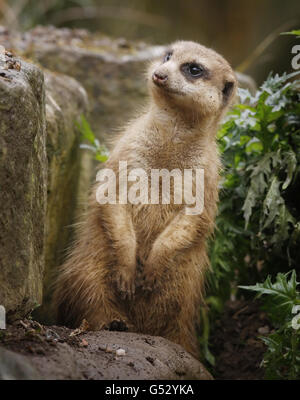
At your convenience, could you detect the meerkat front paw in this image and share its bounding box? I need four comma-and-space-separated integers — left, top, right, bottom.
114, 267, 136, 300
108, 319, 129, 331
141, 267, 160, 292
141, 243, 166, 292
141, 255, 162, 293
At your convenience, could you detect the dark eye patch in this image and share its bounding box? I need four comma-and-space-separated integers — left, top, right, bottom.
180, 62, 209, 81
163, 51, 173, 63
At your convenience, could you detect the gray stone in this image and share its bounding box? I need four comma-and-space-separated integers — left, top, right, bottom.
0, 347, 41, 380
37, 71, 89, 323
0, 329, 212, 380
0, 53, 47, 320
0, 48, 89, 321
3, 26, 165, 143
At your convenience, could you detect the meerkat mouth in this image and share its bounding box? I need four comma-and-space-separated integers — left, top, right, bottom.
153, 80, 185, 96
164, 87, 185, 96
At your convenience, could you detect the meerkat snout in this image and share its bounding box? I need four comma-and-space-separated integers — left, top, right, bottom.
152, 71, 168, 86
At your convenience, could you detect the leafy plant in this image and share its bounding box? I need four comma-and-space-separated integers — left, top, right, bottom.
208, 71, 300, 299
200, 72, 300, 367
77, 115, 109, 162
240, 270, 300, 380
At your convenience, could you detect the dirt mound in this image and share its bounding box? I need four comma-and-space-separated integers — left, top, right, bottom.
0, 320, 212, 380
210, 300, 271, 380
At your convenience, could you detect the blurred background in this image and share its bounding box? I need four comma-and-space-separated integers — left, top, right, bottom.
0, 0, 299, 83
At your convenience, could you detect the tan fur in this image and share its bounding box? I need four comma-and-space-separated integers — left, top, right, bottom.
53, 41, 237, 358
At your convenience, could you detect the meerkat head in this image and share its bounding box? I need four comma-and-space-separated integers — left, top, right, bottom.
149, 41, 237, 121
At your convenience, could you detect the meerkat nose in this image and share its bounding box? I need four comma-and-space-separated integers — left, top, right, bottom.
152, 72, 168, 84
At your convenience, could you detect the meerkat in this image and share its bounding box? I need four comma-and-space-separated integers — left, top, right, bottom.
53, 41, 237, 358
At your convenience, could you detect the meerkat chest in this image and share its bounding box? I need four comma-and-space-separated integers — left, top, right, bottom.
113, 140, 219, 242
127, 162, 206, 245
131, 202, 180, 259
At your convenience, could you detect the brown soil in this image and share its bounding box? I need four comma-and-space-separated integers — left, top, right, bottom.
209, 299, 271, 380
0, 320, 211, 380
0, 299, 270, 380
0, 319, 82, 357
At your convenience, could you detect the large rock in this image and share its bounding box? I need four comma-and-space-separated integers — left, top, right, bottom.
0, 321, 212, 380
37, 71, 89, 323
3, 26, 165, 143
0, 44, 89, 321
0, 347, 41, 380
0, 52, 47, 319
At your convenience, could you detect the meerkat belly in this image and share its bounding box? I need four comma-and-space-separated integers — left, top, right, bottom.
128, 246, 205, 333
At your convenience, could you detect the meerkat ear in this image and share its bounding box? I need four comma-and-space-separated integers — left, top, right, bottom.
222, 81, 235, 102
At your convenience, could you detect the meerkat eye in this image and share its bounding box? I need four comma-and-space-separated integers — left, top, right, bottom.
163, 51, 173, 63
180, 63, 208, 80
188, 63, 204, 77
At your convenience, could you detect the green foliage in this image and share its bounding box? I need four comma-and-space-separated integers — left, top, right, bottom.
208, 71, 300, 300
281, 30, 300, 38
77, 115, 109, 162
240, 271, 300, 379
201, 72, 300, 369
198, 306, 216, 366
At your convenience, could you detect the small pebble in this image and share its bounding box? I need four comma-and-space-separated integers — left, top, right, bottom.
80, 338, 89, 347
258, 326, 269, 335
116, 348, 126, 356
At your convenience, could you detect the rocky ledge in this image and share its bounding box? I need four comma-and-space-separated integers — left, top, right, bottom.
0, 320, 212, 380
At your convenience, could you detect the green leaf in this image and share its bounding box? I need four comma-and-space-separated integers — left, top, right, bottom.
242, 185, 257, 228
95, 153, 108, 162
281, 30, 300, 37
76, 115, 96, 145
262, 177, 283, 230
282, 150, 297, 190
239, 270, 300, 318
77, 115, 109, 163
